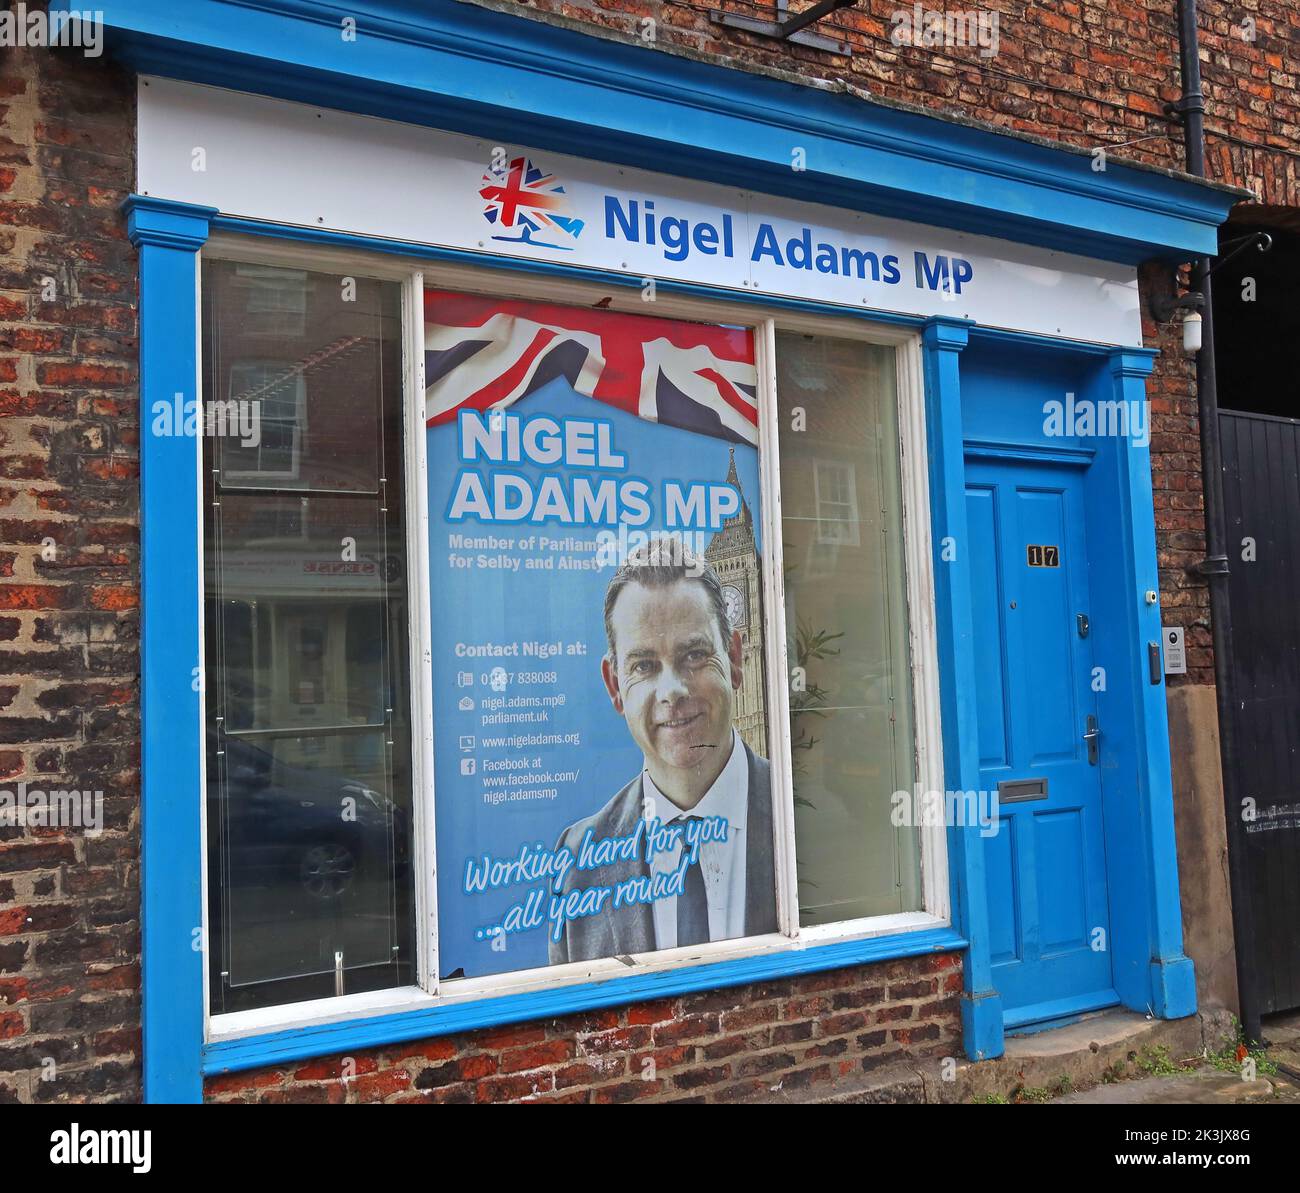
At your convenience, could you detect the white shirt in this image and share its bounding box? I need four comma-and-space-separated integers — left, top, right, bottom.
643, 729, 748, 950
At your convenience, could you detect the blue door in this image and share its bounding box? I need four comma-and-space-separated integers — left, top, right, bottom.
966, 456, 1117, 1028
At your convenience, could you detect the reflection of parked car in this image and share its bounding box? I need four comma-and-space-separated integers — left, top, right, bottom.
211, 734, 404, 904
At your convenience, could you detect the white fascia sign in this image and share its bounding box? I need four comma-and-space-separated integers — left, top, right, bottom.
138, 76, 1142, 345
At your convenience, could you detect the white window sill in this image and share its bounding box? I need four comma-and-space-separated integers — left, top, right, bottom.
206, 910, 949, 1045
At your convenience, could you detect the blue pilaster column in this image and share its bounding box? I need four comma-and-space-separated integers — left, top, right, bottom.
922, 316, 1004, 1060
124, 195, 218, 1104
1106, 347, 1197, 1019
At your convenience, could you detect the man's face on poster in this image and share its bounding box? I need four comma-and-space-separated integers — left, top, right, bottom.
602, 578, 743, 785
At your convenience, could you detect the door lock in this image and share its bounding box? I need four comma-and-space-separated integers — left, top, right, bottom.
1083, 714, 1100, 765
1076, 613, 1090, 638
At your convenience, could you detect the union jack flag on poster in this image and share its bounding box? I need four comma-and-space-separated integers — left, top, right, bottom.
424, 290, 759, 445
479, 155, 585, 251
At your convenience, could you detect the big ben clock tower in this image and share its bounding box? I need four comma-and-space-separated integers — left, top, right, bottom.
706, 448, 768, 758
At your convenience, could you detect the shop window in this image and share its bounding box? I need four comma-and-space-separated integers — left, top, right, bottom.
202, 260, 413, 1014
200, 261, 934, 1024
424, 290, 926, 983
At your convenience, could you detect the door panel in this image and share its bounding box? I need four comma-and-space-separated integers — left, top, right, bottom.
1036, 808, 1087, 951
1016, 488, 1077, 762
966, 457, 1116, 1025
985, 818, 1019, 965
967, 484, 1013, 769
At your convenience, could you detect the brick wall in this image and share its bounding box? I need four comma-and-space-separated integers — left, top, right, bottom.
0, 37, 140, 1104
205, 954, 961, 1103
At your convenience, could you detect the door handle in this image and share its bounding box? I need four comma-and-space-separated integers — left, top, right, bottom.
1083, 714, 1100, 765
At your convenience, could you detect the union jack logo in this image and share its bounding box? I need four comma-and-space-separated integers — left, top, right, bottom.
479, 155, 584, 251
425, 290, 758, 445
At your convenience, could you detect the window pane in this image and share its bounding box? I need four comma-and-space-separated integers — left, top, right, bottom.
203, 259, 414, 1013
776, 332, 921, 925
218, 729, 406, 988
208, 262, 383, 493
424, 290, 777, 980
213, 494, 386, 733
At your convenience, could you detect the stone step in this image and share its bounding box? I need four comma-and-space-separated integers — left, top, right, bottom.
753, 1008, 1219, 1103
1052, 1070, 1277, 1104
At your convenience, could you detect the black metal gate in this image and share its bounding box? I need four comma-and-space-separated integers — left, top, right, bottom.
1221, 409, 1300, 1015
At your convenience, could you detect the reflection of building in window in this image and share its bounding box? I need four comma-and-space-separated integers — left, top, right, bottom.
224, 361, 306, 481
235, 263, 308, 337
218, 335, 379, 491
813, 459, 861, 547
218, 545, 390, 776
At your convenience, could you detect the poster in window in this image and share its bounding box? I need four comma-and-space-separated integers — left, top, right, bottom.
426, 290, 775, 978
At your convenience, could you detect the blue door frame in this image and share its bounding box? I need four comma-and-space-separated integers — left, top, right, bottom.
103, 0, 1225, 1102
921, 325, 1196, 1042
958, 338, 1198, 1025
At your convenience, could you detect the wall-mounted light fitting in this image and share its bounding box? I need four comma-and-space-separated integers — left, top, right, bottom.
1145, 231, 1271, 356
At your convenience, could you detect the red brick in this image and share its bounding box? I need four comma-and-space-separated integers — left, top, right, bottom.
819, 1010, 870, 1037
475, 1023, 547, 1051
382, 1038, 457, 1065
0, 907, 28, 935
292, 1055, 379, 1082
87, 586, 138, 611
876, 1004, 915, 1024
718, 1002, 779, 1031
35, 362, 132, 388
626, 999, 676, 1025
578, 1024, 652, 1055
0, 585, 73, 610
553, 1060, 613, 1090
475, 1072, 555, 1102
590, 1077, 663, 1104
206, 1069, 284, 1096
520, 1088, 588, 1104
456, 1052, 498, 1081
500, 1039, 574, 1073
348, 1068, 413, 1101
650, 1012, 720, 1046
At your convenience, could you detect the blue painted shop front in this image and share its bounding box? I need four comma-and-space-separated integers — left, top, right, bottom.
75, 0, 1235, 1101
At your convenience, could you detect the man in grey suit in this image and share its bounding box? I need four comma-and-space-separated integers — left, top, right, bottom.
549, 538, 776, 965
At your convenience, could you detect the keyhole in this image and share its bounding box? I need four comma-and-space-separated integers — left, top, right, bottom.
1009, 600, 1017, 609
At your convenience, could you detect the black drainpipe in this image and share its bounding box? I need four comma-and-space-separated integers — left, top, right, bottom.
1172, 0, 1261, 1046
